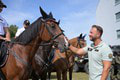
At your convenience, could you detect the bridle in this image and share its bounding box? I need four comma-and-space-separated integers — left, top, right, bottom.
41, 18, 64, 44
76, 37, 86, 48
34, 18, 65, 69
7, 18, 65, 73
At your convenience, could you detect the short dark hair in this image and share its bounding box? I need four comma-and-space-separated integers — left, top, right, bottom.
92, 25, 103, 37
23, 20, 30, 26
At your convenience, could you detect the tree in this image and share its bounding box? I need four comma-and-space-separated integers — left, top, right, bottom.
9, 25, 18, 38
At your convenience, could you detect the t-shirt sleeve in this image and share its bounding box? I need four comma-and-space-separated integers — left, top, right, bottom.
101, 45, 113, 61
3, 19, 9, 27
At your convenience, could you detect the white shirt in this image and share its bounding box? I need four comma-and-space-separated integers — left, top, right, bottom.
0, 15, 8, 35
15, 27, 25, 37
83, 41, 113, 80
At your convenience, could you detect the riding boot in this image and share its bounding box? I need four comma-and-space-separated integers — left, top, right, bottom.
0, 69, 6, 80
0, 41, 3, 57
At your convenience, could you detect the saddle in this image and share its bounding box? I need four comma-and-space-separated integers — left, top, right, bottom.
0, 41, 9, 68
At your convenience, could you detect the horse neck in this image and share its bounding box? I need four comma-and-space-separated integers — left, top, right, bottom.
36, 45, 52, 61
69, 38, 77, 47
23, 36, 42, 61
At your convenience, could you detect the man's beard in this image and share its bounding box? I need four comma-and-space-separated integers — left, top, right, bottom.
90, 37, 96, 41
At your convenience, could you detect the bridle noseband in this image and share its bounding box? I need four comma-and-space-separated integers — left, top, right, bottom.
76, 37, 86, 48
41, 18, 64, 43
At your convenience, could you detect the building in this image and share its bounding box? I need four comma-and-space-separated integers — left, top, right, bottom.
96, 0, 120, 45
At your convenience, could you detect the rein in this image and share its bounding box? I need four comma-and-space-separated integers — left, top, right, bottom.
8, 48, 28, 66
11, 42, 53, 46
76, 38, 83, 48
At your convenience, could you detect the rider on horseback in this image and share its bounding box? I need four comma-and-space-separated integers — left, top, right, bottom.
0, 1, 10, 79
0, 0, 10, 47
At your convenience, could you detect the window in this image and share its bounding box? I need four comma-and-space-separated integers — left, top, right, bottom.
115, 0, 120, 5
117, 30, 120, 39
115, 12, 120, 22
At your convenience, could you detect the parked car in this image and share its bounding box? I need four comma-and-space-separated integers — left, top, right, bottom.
73, 53, 89, 74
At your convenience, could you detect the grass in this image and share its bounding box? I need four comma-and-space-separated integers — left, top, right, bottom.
50, 72, 89, 80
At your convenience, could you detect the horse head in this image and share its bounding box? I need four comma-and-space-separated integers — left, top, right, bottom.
39, 7, 68, 53
77, 33, 87, 48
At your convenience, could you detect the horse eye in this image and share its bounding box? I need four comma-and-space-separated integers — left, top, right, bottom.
51, 25, 55, 29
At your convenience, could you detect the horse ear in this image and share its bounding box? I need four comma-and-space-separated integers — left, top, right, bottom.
58, 20, 60, 25
79, 33, 83, 39
49, 12, 53, 18
82, 34, 86, 40
39, 7, 48, 19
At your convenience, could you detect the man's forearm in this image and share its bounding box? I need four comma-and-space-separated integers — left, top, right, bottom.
4, 27, 11, 41
69, 45, 85, 56
101, 69, 110, 80
69, 45, 79, 54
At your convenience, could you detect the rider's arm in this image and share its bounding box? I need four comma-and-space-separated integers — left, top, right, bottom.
4, 27, 11, 41
0, 18, 11, 41
69, 45, 87, 56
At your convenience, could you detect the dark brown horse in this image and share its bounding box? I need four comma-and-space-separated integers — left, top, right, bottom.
48, 33, 86, 80
0, 7, 68, 80
31, 41, 54, 80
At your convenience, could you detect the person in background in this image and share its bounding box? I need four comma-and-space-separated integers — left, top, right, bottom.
15, 20, 30, 38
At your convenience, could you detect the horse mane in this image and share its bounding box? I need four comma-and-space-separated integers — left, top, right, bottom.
14, 17, 42, 45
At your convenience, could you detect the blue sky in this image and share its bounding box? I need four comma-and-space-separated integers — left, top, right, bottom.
1, 0, 99, 44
